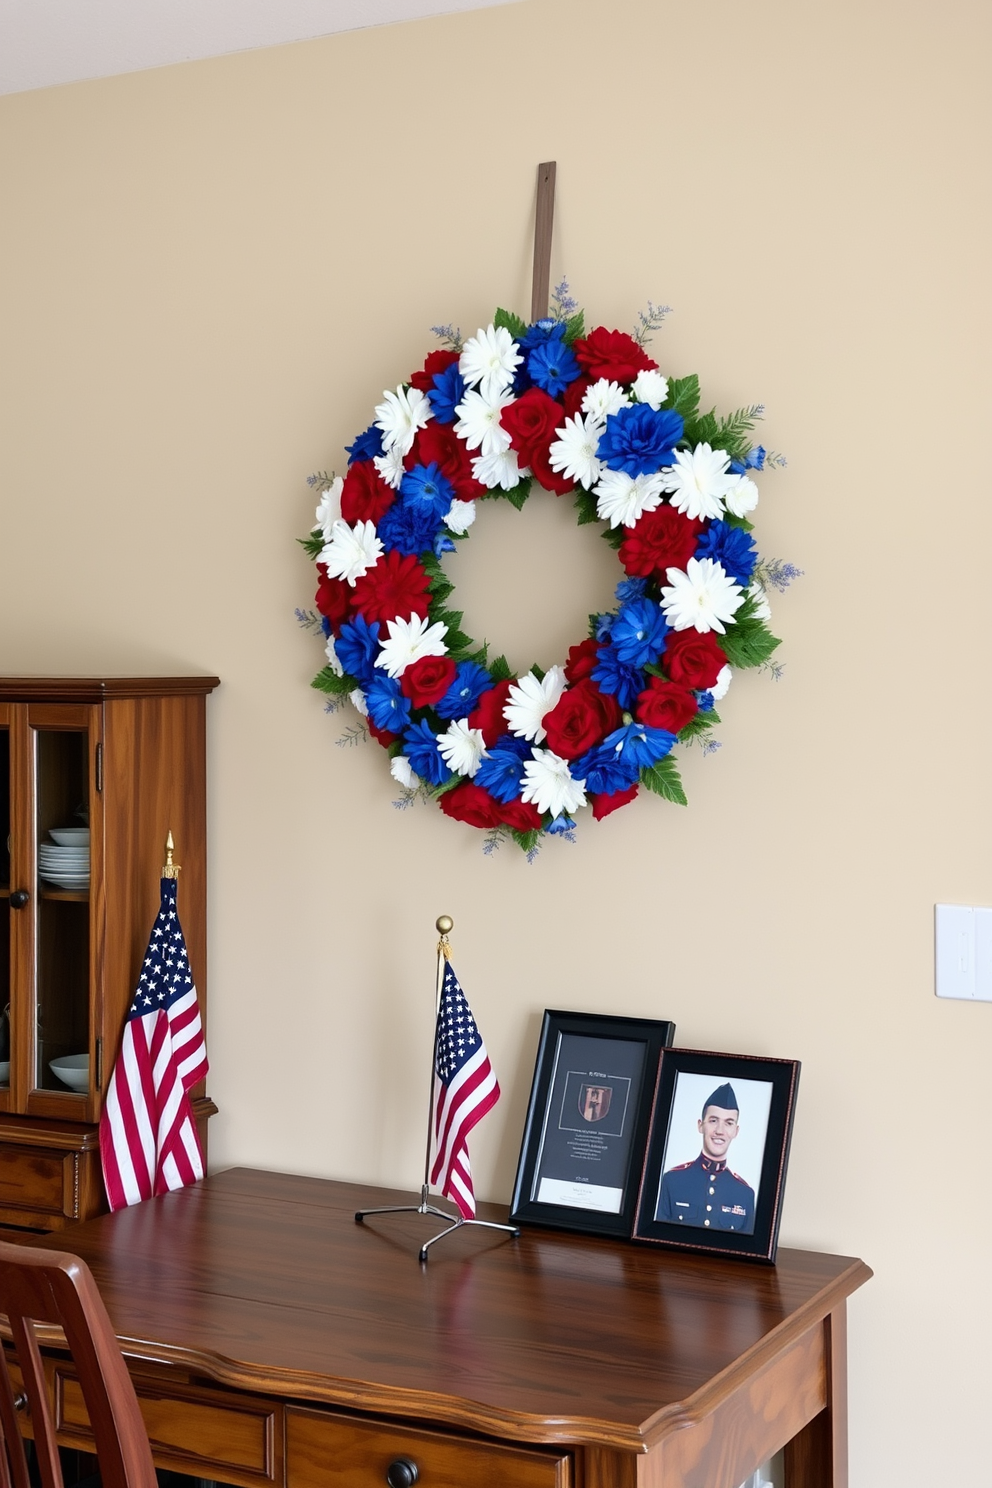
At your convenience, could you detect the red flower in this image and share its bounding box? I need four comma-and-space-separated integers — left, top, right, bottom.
407, 422, 485, 501
661, 630, 726, 690
401, 655, 457, 708
439, 781, 501, 829
409, 349, 459, 394
530, 446, 574, 495
314, 565, 351, 634
574, 327, 657, 383
340, 461, 395, 526
367, 720, 399, 748
562, 376, 592, 419
591, 783, 639, 820
500, 388, 561, 464
468, 680, 513, 747
498, 797, 543, 832
619, 507, 702, 578
564, 638, 600, 683
635, 678, 699, 734
351, 551, 431, 626
543, 680, 621, 760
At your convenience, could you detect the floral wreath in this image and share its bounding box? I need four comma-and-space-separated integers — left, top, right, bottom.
301, 285, 796, 856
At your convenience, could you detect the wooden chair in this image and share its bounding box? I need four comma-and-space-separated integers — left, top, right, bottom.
0, 1241, 157, 1488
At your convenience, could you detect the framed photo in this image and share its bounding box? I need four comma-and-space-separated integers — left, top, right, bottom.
633, 1048, 800, 1263
510, 1009, 676, 1238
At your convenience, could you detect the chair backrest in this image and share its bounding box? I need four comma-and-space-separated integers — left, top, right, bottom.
0, 1240, 157, 1488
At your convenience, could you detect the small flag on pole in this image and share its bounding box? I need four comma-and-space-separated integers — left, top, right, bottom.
429, 959, 500, 1219
100, 873, 208, 1211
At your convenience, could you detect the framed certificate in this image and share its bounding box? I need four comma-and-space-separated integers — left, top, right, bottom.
509, 1009, 675, 1238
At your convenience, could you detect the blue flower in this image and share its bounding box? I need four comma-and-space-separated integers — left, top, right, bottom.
377, 499, 442, 556
528, 338, 580, 397
346, 424, 384, 464
594, 614, 614, 642
475, 735, 531, 803
729, 445, 766, 474
610, 599, 669, 669
597, 405, 684, 477
591, 646, 646, 710
428, 363, 465, 425
366, 674, 411, 732
400, 462, 455, 520
403, 720, 452, 787
335, 615, 381, 684
435, 661, 493, 720
696, 690, 715, 712
571, 743, 639, 796
602, 721, 676, 769
320, 615, 332, 638
615, 576, 647, 603
695, 520, 758, 587
547, 814, 576, 836
433, 532, 456, 558
519, 318, 565, 352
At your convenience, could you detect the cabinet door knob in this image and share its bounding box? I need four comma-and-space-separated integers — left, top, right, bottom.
385, 1458, 419, 1488
9, 890, 29, 909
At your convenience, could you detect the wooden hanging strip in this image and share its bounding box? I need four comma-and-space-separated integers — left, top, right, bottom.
530, 161, 557, 322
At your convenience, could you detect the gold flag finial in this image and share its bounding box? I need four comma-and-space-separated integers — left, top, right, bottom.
163, 831, 181, 880
436, 914, 453, 960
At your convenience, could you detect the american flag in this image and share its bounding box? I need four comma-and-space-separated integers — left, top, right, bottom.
429, 959, 499, 1220
99, 877, 209, 1211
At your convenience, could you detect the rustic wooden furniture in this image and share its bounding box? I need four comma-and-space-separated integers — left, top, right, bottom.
0, 1238, 157, 1488
0, 677, 219, 1231
21, 1167, 871, 1488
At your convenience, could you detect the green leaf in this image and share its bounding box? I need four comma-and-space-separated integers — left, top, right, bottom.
387, 739, 405, 758
494, 306, 528, 339
677, 710, 720, 741
298, 533, 325, 558
464, 642, 490, 670
445, 629, 474, 657
683, 409, 718, 446
665, 374, 700, 422
714, 405, 765, 463
420, 552, 446, 582
640, 756, 688, 805
720, 510, 754, 533
574, 488, 599, 525
563, 309, 585, 345
510, 828, 543, 855
490, 655, 513, 682
311, 667, 357, 697
435, 608, 464, 633
602, 525, 625, 550
431, 774, 463, 799
505, 476, 532, 511
427, 577, 455, 608
721, 619, 782, 670
529, 663, 546, 682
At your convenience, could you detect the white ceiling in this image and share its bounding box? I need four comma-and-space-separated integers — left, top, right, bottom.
0, 0, 523, 96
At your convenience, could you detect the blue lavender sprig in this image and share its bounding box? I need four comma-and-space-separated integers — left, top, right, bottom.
336, 722, 368, 748
550, 277, 578, 321
756, 558, 804, 592
307, 470, 336, 491
431, 323, 463, 351
633, 300, 673, 347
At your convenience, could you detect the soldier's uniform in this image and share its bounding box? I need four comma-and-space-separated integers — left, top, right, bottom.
657, 1081, 756, 1235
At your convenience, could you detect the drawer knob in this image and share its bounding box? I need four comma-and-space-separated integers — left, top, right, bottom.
9, 890, 29, 910
385, 1458, 419, 1488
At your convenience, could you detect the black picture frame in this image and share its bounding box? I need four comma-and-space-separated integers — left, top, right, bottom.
633, 1047, 800, 1264
510, 1009, 676, 1238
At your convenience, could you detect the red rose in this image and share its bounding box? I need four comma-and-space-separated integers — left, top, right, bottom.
500, 388, 561, 464
407, 422, 485, 501
351, 550, 431, 626
497, 797, 543, 832
573, 327, 656, 384
619, 507, 702, 578
661, 630, 726, 690
635, 678, 699, 734
591, 783, 639, 820
468, 679, 513, 747
439, 781, 501, 829
315, 564, 351, 634
543, 680, 621, 760
367, 720, 399, 748
409, 348, 459, 393
401, 655, 457, 708
530, 445, 574, 495
564, 638, 601, 683
340, 461, 395, 526
562, 376, 592, 419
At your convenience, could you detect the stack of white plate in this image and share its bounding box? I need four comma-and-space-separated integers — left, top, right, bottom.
39, 829, 90, 890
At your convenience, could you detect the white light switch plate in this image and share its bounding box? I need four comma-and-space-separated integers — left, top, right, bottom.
935, 904, 992, 1001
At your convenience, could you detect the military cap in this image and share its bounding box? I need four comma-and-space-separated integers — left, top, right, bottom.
701, 1082, 739, 1116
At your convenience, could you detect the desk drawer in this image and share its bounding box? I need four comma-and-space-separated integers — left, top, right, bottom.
287, 1406, 571, 1488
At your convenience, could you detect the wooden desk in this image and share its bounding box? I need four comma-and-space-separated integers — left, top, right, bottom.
25, 1168, 871, 1488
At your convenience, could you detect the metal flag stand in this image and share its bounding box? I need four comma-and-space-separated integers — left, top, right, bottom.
354, 916, 520, 1264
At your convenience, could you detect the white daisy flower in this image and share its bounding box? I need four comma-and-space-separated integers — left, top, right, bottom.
375, 614, 449, 678
593, 470, 666, 529
520, 749, 588, 818
349, 687, 369, 717
390, 754, 420, 789
444, 499, 478, 535
659, 443, 741, 522
747, 578, 772, 621
472, 446, 527, 490
459, 324, 523, 402
710, 665, 733, 701
437, 719, 486, 778
453, 387, 514, 458
373, 447, 405, 489
582, 379, 630, 422
374, 384, 433, 457
324, 637, 343, 676
319, 519, 383, 587
314, 476, 343, 540
724, 473, 760, 518
503, 666, 567, 744
548, 413, 605, 489
660, 557, 745, 635
631, 369, 669, 409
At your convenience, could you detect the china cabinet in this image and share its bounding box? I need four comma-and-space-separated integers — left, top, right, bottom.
0, 676, 219, 1230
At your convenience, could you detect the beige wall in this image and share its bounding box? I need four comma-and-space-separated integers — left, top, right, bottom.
1, 0, 989, 1480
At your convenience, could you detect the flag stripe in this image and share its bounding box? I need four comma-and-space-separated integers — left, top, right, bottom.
429, 960, 500, 1221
